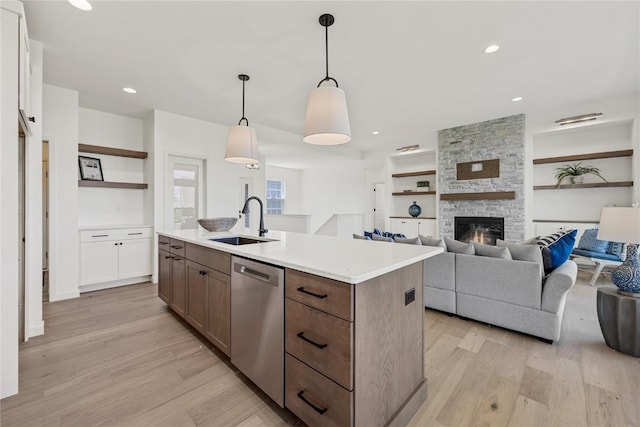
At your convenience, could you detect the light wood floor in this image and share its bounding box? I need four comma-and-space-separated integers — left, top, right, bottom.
1, 271, 639, 426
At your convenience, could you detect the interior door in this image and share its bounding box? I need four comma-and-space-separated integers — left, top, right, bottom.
18, 135, 25, 342
373, 183, 386, 231
165, 156, 205, 231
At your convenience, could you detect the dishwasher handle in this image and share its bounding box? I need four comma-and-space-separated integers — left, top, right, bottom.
235, 263, 273, 284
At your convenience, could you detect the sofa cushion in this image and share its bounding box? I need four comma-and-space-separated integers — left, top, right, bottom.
496, 240, 544, 280
394, 236, 421, 245
353, 233, 371, 240
472, 242, 513, 260
371, 234, 394, 242
536, 230, 577, 274
444, 236, 475, 254
419, 235, 446, 249
577, 229, 608, 253
571, 248, 622, 261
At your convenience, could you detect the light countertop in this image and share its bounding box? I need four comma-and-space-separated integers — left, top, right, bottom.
158, 229, 443, 284
79, 224, 153, 231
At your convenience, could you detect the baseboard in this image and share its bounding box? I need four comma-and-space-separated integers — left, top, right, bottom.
28, 321, 44, 338
49, 290, 80, 302
387, 379, 428, 427
79, 276, 151, 293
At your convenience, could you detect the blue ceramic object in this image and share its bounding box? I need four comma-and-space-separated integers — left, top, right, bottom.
611, 244, 640, 295
408, 201, 421, 217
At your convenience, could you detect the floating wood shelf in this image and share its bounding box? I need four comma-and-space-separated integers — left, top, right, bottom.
391, 170, 436, 178
533, 219, 599, 224
533, 149, 633, 165
533, 181, 633, 190
389, 216, 437, 220
78, 180, 148, 189
392, 191, 437, 196
79, 144, 148, 159
440, 191, 516, 201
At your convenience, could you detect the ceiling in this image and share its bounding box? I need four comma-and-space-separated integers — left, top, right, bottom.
23, 1, 639, 168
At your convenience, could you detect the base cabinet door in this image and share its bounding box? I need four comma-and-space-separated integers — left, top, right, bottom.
170, 256, 186, 316
417, 219, 436, 238
80, 241, 119, 285
185, 261, 207, 333
158, 250, 172, 303
118, 238, 152, 279
205, 269, 231, 356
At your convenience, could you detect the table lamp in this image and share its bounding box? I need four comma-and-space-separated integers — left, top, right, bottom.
597, 207, 640, 296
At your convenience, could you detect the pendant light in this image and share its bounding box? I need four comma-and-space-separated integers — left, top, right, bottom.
225, 74, 259, 164
303, 14, 351, 145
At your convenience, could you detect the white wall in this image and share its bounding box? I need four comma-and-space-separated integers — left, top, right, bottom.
26, 40, 44, 338
43, 84, 80, 302
78, 108, 145, 226
1, 4, 21, 399
265, 165, 303, 213
301, 162, 368, 233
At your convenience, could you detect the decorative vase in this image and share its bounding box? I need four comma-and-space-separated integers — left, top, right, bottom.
611, 244, 640, 296
408, 201, 421, 217
570, 175, 584, 184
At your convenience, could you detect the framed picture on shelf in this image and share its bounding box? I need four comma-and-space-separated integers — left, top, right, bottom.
78, 156, 104, 181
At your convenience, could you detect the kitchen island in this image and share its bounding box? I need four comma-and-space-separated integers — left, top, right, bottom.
157, 229, 442, 427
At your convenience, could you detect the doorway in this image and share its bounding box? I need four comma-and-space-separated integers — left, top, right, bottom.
18, 135, 26, 342
165, 156, 205, 230
42, 141, 49, 302
373, 183, 386, 230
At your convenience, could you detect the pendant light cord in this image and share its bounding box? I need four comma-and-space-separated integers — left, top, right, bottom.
317, 17, 339, 88
239, 77, 249, 126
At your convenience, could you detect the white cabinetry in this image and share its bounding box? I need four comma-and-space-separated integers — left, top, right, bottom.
389, 218, 436, 238
80, 226, 152, 292
18, 11, 31, 125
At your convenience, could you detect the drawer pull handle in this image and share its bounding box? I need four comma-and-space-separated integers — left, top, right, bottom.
171, 245, 183, 249
297, 332, 327, 349
297, 287, 327, 299
91, 234, 109, 237
199, 271, 207, 276
297, 391, 327, 415
159, 242, 169, 245
173, 257, 182, 261
165, 255, 174, 259
128, 232, 143, 235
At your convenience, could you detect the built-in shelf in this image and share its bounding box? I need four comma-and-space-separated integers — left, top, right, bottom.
79, 144, 148, 159
533, 181, 633, 191
532, 149, 633, 165
533, 219, 599, 223
78, 180, 148, 189
392, 191, 437, 196
440, 191, 516, 201
389, 216, 437, 219
391, 170, 436, 178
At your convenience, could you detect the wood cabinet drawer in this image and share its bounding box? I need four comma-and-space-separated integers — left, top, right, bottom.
169, 238, 185, 257
158, 235, 170, 250
285, 354, 352, 427
285, 269, 354, 322
286, 299, 352, 390
186, 243, 230, 275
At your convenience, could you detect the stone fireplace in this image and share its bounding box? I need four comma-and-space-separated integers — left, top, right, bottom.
438, 114, 525, 242
455, 216, 504, 245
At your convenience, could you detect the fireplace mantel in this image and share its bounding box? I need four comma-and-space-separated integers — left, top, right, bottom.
440, 191, 516, 201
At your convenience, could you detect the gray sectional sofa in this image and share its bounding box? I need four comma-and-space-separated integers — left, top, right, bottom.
423, 243, 577, 343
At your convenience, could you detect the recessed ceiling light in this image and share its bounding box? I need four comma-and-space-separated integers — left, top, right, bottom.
484, 44, 500, 54
372, 131, 379, 135
512, 97, 523, 102
122, 87, 137, 94
67, 0, 92, 11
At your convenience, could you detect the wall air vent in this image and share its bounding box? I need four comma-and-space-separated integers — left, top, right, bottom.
555, 112, 603, 125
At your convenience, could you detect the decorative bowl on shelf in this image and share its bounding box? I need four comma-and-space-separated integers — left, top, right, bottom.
197, 217, 238, 232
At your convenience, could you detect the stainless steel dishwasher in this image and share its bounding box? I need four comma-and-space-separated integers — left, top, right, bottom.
231, 256, 284, 407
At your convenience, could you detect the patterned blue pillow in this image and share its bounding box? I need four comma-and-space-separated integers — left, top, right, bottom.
577, 229, 608, 253
537, 229, 577, 274
607, 241, 625, 258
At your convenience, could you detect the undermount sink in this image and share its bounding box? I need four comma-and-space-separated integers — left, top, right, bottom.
209, 236, 271, 246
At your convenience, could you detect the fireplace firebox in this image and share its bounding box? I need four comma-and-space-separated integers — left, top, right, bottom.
455, 216, 504, 245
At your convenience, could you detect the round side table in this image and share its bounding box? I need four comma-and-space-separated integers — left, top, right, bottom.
596, 287, 640, 357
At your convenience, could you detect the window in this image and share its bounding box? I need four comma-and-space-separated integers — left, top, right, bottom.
266, 179, 285, 214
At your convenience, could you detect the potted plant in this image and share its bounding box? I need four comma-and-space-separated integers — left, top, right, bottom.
555, 162, 607, 186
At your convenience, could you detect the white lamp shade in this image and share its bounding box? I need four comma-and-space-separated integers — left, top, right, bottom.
303, 86, 351, 145
225, 125, 259, 164
597, 207, 640, 244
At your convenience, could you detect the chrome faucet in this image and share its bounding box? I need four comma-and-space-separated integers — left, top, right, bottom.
240, 196, 268, 236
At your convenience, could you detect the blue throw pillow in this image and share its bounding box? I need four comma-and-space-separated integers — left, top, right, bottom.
364, 230, 373, 238
373, 228, 382, 236
607, 241, 626, 259
577, 229, 608, 253
537, 229, 577, 274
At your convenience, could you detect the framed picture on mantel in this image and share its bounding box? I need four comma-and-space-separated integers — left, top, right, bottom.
78, 156, 104, 181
